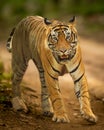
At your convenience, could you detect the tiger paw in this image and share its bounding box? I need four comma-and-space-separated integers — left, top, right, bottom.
81, 110, 97, 123
43, 111, 53, 117
52, 113, 70, 123
12, 96, 28, 113
42, 104, 53, 117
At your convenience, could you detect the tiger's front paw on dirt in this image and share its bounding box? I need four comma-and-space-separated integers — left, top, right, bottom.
43, 111, 53, 117
12, 97, 28, 113
81, 111, 97, 123
52, 113, 70, 123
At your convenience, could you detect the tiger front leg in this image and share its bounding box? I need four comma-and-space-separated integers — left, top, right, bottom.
45, 72, 70, 123
73, 74, 97, 123
41, 85, 53, 117
34, 61, 53, 117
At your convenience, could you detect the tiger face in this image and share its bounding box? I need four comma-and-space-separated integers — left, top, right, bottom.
47, 24, 78, 63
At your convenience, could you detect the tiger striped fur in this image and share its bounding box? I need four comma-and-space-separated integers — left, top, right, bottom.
7, 16, 97, 123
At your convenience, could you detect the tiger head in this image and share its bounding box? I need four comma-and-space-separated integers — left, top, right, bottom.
44, 17, 78, 64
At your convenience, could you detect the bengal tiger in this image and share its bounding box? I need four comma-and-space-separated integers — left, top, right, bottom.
7, 16, 97, 123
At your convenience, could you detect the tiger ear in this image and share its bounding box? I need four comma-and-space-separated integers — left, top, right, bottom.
69, 16, 76, 25
44, 18, 52, 25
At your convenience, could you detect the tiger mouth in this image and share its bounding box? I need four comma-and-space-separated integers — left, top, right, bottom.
58, 54, 71, 62
53, 50, 76, 63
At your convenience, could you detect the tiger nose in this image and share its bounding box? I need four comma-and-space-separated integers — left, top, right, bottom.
60, 48, 71, 55
60, 48, 67, 53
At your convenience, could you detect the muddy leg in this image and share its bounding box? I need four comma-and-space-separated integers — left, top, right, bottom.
12, 62, 28, 112
39, 69, 53, 117
33, 59, 53, 117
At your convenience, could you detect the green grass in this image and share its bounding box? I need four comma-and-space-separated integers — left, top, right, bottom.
0, 61, 12, 103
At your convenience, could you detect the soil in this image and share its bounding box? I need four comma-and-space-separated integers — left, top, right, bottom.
0, 37, 104, 130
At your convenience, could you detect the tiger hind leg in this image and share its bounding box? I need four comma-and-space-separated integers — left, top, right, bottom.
12, 62, 28, 112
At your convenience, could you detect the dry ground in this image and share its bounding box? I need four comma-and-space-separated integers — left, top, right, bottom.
0, 37, 104, 130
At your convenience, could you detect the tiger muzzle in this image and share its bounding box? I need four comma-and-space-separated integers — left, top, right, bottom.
54, 48, 76, 63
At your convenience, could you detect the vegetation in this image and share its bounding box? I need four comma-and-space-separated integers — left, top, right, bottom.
0, 0, 103, 41
0, 0, 104, 22
0, 61, 12, 103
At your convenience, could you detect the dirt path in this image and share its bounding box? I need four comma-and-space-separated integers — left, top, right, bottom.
0, 38, 104, 130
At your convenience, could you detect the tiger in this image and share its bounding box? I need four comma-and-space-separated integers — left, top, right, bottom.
7, 15, 97, 123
